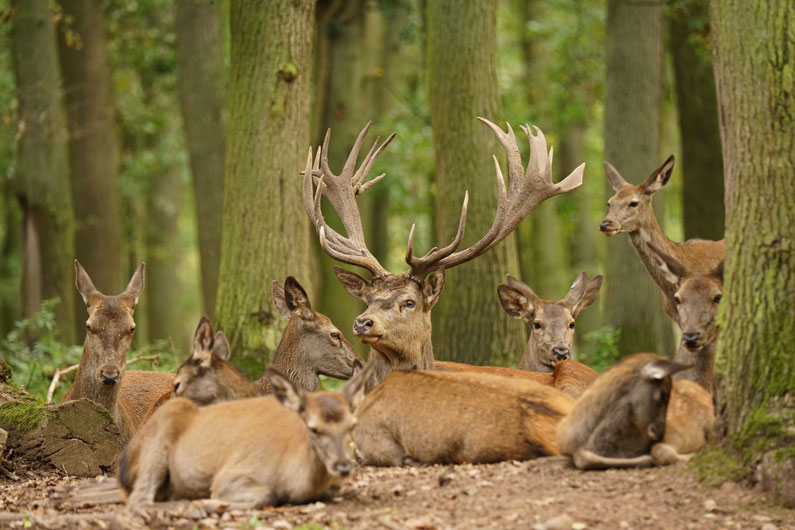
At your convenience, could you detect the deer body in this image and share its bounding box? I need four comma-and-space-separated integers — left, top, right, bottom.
651, 380, 715, 464
120, 365, 371, 512
353, 370, 574, 466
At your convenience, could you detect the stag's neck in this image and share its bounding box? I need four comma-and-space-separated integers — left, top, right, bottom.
255, 323, 318, 394
673, 340, 716, 395
66, 348, 121, 415
516, 343, 554, 373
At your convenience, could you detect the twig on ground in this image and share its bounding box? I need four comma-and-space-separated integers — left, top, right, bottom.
46, 354, 161, 403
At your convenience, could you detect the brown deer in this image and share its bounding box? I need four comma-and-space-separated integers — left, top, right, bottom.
599, 156, 724, 319
556, 353, 694, 469
651, 379, 715, 465
647, 242, 724, 394
353, 369, 575, 466
119, 362, 373, 513
303, 119, 584, 390
63, 260, 173, 443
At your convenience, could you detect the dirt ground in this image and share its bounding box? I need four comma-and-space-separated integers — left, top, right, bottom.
0, 457, 793, 530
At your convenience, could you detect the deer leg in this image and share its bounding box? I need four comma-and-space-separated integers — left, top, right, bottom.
210, 473, 276, 509
126, 446, 171, 513
353, 429, 407, 467
572, 449, 654, 470
651, 443, 693, 466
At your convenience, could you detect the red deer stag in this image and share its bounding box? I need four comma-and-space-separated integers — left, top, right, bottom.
303, 119, 584, 390
119, 362, 373, 513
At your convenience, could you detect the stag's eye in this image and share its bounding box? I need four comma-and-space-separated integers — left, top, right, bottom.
713, 294, 722, 304
674, 296, 681, 305
331, 332, 341, 340
404, 300, 415, 309
532, 322, 542, 330
569, 321, 575, 329
629, 200, 639, 208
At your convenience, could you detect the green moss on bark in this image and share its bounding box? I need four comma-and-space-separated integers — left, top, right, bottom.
0, 395, 54, 434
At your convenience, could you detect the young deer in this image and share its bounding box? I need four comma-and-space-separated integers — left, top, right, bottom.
119, 363, 373, 512
600, 156, 724, 320
63, 260, 173, 443
557, 353, 698, 470
353, 369, 575, 466
647, 242, 724, 394
651, 379, 715, 465
303, 119, 584, 390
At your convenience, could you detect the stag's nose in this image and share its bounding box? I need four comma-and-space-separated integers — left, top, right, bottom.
552, 347, 570, 361
100, 370, 120, 386
682, 332, 701, 348
353, 318, 373, 335
599, 220, 613, 232
334, 461, 353, 476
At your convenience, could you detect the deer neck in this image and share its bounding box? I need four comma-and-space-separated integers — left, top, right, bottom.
260, 322, 318, 393
365, 326, 435, 391
628, 210, 679, 303
516, 342, 554, 373
69, 346, 122, 415
673, 340, 716, 395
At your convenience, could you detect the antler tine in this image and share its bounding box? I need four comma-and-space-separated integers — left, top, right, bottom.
405, 193, 469, 279
405, 117, 585, 282
353, 131, 397, 193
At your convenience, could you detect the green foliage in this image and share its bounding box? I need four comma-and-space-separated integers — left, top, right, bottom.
0, 394, 53, 434
689, 445, 748, 486
579, 326, 621, 372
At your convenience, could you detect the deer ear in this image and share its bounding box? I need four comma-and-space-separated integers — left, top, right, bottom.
422, 268, 446, 310
642, 155, 675, 195
343, 358, 376, 410
562, 272, 588, 310
121, 262, 145, 309
268, 368, 305, 412
74, 260, 101, 308
271, 281, 291, 319
649, 245, 686, 287
713, 260, 724, 282
284, 276, 314, 320
334, 267, 372, 301
571, 273, 603, 318
498, 285, 531, 319
212, 331, 231, 361
193, 316, 214, 359
641, 359, 690, 381
604, 161, 628, 191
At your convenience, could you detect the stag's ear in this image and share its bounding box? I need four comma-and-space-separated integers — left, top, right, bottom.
342, 358, 376, 410
212, 331, 231, 361
334, 267, 372, 301
284, 276, 314, 320
192, 316, 215, 367
498, 285, 532, 319
422, 268, 446, 310
271, 281, 291, 319
641, 359, 690, 381
121, 262, 145, 309
604, 161, 628, 191
649, 244, 686, 287
74, 260, 101, 308
642, 155, 675, 195
571, 274, 603, 318
268, 368, 305, 412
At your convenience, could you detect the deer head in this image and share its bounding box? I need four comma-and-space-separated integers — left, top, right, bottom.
75, 260, 144, 391
267, 360, 373, 477
303, 119, 585, 382
498, 272, 602, 372
600, 156, 675, 236
648, 243, 724, 352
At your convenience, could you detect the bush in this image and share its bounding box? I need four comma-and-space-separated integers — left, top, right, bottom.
580, 326, 621, 373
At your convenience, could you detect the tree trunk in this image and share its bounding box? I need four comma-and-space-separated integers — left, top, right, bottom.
57, 0, 122, 339
10, 0, 76, 345
668, 0, 724, 241
427, 0, 525, 366
214, 0, 317, 377
711, 0, 795, 505
603, 0, 674, 357
175, 0, 226, 317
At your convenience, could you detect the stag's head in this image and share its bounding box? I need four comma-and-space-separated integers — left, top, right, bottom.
303, 120, 584, 376
498, 272, 602, 372
600, 156, 675, 236
75, 260, 144, 388
648, 243, 724, 352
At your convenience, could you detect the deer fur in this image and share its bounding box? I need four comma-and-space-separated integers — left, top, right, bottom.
119, 363, 373, 513
600, 156, 724, 320
557, 353, 689, 469
353, 370, 575, 466
651, 380, 715, 465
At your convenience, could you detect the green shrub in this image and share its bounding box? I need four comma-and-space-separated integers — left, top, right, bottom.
580, 326, 621, 372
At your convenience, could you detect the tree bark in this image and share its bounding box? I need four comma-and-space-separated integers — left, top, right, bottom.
175, 0, 226, 317
57, 0, 122, 338
603, 0, 674, 357
711, 0, 795, 505
668, 0, 724, 241
214, 0, 317, 377
11, 0, 76, 345
427, 0, 525, 366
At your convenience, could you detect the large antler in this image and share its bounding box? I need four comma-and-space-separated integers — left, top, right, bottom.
303, 122, 396, 278
405, 117, 585, 281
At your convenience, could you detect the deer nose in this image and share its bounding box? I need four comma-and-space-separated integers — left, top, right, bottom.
599, 220, 613, 232
682, 332, 701, 348
552, 347, 570, 361
334, 461, 352, 476
353, 318, 373, 335
100, 370, 119, 386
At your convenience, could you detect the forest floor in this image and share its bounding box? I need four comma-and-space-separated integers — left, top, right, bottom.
0, 456, 793, 530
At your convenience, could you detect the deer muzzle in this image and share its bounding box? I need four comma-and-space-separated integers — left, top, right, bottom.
552, 346, 570, 362
353, 318, 374, 336
100, 366, 120, 386
599, 219, 618, 235
682, 332, 701, 350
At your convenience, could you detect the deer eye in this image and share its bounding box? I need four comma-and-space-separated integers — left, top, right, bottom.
532, 322, 542, 330
713, 294, 722, 304
129, 326, 136, 335
331, 332, 341, 340
568, 321, 575, 329
309, 426, 319, 435
674, 296, 681, 305
86, 323, 92, 334
629, 200, 639, 208
404, 300, 415, 309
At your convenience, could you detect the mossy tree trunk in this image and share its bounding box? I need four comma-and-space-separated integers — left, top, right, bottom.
10, 0, 76, 345
427, 0, 525, 366
603, 0, 674, 357
175, 0, 226, 317
668, 0, 725, 241
711, 0, 795, 505
214, 0, 317, 377
57, 0, 122, 338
